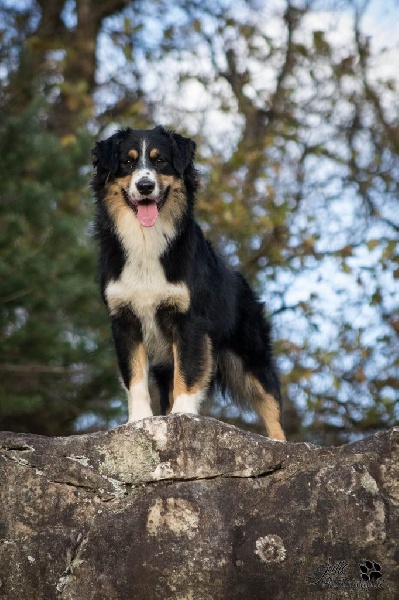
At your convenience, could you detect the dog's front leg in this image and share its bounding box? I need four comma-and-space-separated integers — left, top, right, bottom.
111, 313, 153, 422
126, 343, 153, 421
170, 333, 213, 415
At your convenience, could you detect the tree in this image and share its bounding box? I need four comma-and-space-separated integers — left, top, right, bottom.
0, 100, 123, 434
133, 0, 399, 444
0, 0, 397, 443
0, 0, 128, 434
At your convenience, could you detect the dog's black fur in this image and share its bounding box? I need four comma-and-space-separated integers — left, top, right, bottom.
92, 126, 285, 439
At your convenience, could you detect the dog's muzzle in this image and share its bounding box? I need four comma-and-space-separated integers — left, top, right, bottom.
122, 186, 170, 228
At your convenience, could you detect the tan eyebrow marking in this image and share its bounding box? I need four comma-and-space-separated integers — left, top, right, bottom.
128, 149, 138, 159
150, 148, 160, 159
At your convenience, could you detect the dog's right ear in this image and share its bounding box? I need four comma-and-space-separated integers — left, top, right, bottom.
91, 134, 120, 176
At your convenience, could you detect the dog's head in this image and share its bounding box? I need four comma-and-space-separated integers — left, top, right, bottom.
92, 126, 199, 228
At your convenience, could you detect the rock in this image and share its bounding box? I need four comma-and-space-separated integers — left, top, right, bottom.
0, 415, 397, 599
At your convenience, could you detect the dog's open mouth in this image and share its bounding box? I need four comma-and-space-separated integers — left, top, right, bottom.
122, 188, 168, 228
135, 200, 159, 227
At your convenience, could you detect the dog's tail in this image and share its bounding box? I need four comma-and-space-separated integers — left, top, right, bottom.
216, 350, 286, 440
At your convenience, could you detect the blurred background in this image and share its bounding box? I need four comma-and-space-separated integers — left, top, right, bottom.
0, 0, 398, 444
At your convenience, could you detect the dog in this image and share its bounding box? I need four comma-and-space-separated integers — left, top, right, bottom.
92, 126, 286, 440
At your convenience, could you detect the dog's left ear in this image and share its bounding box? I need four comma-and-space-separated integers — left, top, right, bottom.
171, 132, 196, 177
91, 134, 120, 176
154, 126, 196, 177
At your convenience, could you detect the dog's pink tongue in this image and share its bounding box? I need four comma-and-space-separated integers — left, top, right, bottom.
137, 203, 158, 227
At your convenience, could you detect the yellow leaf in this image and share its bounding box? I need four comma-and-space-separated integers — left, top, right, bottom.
341, 261, 352, 274
60, 134, 77, 147
366, 239, 379, 251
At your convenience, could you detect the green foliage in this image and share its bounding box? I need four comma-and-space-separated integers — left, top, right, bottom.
0, 99, 121, 434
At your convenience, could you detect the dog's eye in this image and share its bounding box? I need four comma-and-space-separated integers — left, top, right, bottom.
154, 157, 166, 167
123, 159, 134, 169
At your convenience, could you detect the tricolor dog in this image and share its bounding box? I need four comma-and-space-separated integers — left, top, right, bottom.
92, 126, 286, 440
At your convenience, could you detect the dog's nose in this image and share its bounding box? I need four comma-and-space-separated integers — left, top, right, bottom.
136, 178, 155, 196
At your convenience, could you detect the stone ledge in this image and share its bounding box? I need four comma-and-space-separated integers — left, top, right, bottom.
0, 416, 398, 599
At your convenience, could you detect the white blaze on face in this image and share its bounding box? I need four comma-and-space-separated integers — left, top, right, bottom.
128, 138, 161, 227
128, 139, 159, 199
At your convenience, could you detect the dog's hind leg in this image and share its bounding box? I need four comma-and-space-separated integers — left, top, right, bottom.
151, 366, 173, 415
247, 376, 286, 441
218, 351, 286, 440
170, 334, 213, 415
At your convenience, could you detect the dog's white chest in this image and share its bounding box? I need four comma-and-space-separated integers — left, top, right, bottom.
105, 221, 189, 363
